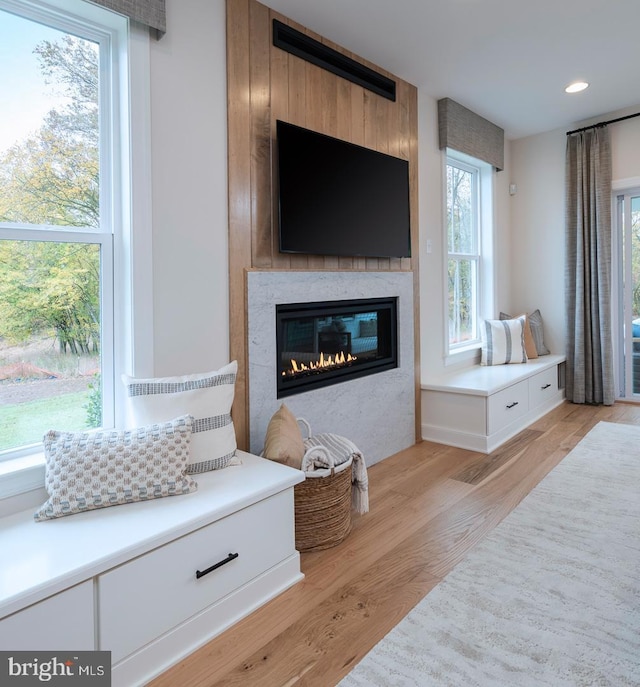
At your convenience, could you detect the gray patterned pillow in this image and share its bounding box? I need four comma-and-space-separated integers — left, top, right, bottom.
34, 415, 197, 521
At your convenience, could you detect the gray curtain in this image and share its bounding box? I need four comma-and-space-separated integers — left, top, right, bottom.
565, 127, 614, 405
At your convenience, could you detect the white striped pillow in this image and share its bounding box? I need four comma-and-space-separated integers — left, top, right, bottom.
481, 317, 527, 366
122, 362, 238, 473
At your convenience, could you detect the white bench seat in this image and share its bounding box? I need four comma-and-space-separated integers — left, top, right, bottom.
0, 452, 304, 687
421, 354, 566, 453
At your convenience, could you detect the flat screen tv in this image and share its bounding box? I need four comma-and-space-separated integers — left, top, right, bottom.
276, 120, 411, 258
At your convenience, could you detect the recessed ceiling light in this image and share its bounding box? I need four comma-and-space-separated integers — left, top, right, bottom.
565, 81, 589, 94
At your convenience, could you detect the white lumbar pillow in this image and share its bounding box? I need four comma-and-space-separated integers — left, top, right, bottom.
122, 361, 238, 473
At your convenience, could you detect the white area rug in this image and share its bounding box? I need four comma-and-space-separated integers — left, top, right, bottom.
339, 421, 640, 686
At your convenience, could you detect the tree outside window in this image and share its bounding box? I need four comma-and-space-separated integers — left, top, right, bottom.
447, 158, 480, 350
0, 10, 107, 455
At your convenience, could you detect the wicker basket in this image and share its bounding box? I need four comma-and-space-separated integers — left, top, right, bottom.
293, 418, 353, 552
294, 457, 352, 552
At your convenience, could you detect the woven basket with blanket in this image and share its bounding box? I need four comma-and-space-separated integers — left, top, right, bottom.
262, 405, 369, 552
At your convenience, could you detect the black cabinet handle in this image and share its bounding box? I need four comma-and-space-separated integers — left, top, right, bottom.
541, 383, 551, 389
196, 552, 239, 579
506, 401, 519, 409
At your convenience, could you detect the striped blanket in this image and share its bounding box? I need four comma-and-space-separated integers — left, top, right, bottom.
301, 432, 369, 514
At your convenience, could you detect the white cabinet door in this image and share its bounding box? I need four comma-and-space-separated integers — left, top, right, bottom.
528, 366, 558, 410
487, 379, 529, 435
98, 489, 295, 663
0, 581, 94, 651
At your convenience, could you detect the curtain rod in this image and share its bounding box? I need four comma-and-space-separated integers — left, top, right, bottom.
566, 111, 640, 135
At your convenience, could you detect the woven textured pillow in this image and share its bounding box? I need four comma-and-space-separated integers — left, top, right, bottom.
122, 362, 238, 473
481, 317, 527, 366
34, 415, 196, 521
263, 403, 305, 469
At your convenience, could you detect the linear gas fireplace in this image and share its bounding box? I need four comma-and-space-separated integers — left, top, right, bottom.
276, 297, 398, 398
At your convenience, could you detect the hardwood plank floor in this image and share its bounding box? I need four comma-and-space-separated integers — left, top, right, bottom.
149, 402, 640, 687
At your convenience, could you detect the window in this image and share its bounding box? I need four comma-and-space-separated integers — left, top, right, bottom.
613, 187, 640, 399
0, 0, 152, 499
445, 151, 494, 356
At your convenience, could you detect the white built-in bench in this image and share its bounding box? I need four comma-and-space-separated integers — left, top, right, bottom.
0, 452, 304, 687
421, 354, 566, 453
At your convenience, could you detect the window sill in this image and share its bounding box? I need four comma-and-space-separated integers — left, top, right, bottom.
445, 344, 481, 369
0, 452, 45, 500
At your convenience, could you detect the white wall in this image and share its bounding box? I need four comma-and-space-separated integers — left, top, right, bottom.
510, 108, 640, 359
611, 114, 640, 182
509, 129, 566, 356
149, 0, 229, 376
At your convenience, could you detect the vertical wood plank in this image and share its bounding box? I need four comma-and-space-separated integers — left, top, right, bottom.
249, 1, 272, 268
336, 76, 354, 270
282, 17, 309, 270
269, 11, 290, 269
227, 0, 253, 449
350, 87, 367, 271
363, 91, 380, 271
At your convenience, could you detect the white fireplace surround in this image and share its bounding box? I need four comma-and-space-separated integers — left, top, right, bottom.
247, 271, 416, 466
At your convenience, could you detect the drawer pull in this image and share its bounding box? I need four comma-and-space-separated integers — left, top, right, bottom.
541, 383, 551, 389
196, 552, 239, 580
506, 401, 519, 409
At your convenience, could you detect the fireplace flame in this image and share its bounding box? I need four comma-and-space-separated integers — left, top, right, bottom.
282, 350, 358, 377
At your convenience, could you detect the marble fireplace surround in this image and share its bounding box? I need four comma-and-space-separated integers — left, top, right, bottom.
247, 271, 416, 466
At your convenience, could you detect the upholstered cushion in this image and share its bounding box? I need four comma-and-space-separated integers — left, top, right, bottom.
122, 361, 238, 473
481, 317, 527, 366
263, 403, 305, 470
34, 416, 196, 521
500, 312, 538, 359
501, 309, 550, 356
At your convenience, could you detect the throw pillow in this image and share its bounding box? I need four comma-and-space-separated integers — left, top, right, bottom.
263, 403, 305, 470
481, 317, 527, 366
122, 361, 238, 474
34, 415, 196, 521
501, 309, 550, 356
528, 309, 550, 356
499, 312, 538, 359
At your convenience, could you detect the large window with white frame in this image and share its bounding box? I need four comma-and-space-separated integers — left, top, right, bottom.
445, 151, 494, 356
0, 0, 150, 497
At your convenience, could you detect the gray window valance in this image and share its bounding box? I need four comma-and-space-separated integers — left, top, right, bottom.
438, 98, 504, 171
91, 0, 166, 34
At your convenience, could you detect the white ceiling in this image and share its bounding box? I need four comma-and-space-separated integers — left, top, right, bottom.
264, 0, 640, 140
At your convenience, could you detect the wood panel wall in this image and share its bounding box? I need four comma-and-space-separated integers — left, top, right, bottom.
227, 0, 420, 449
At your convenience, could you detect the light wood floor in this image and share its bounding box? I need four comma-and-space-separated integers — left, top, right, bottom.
149, 402, 640, 687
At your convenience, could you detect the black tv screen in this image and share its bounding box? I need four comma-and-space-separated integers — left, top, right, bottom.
276, 121, 411, 258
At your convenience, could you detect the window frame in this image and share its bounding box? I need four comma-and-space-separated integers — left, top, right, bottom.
612, 183, 640, 400
446, 156, 481, 352
0, 0, 153, 503
443, 149, 495, 363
